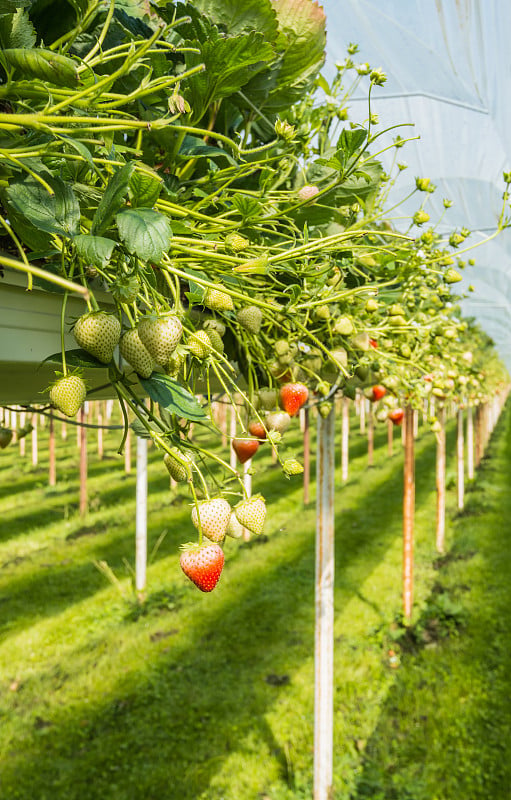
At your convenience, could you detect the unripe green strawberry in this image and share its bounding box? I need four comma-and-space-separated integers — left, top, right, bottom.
206, 329, 224, 353
444, 268, 462, 284
188, 330, 213, 358
282, 458, 304, 476
138, 314, 182, 367
225, 232, 249, 252
164, 447, 193, 482
203, 319, 226, 337
225, 511, 244, 539
315, 304, 330, 320
119, 328, 154, 378
0, 426, 13, 449
191, 498, 231, 543
319, 401, 333, 418
49, 375, 87, 417
388, 304, 405, 316
166, 350, 185, 378
234, 494, 266, 535
351, 332, 370, 351
237, 306, 263, 333
258, 388, 278, 410
74, 312, 121, 364
266, 410, 291, 433
110, 274, 140, 304
388, 315, 407, 327
365, 297, 379, 312
204, 286, 234, 311
333, 316, 354, 336
413, 210, 430, 225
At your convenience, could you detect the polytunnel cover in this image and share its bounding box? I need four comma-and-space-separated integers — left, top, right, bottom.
322, 0, 511, 368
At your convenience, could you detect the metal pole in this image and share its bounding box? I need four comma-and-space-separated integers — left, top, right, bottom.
341, 396, 349, 483
457, 408, 464, 510
314, 406, 336, 800
467, 405, 474, 480
136, 436, 148, 599
303, 407, 310, 506
403, 405, 415, 621
435, 404, 446, 553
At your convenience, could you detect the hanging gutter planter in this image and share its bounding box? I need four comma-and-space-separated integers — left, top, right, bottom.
0, 270, 114, 404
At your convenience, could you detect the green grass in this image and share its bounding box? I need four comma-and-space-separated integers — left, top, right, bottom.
0, 405, 509, 799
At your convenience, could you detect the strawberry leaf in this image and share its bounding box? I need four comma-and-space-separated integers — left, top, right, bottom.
74, 234, 116, 269
140, 373, 207, 421
91, 162, 134, 236
116, 208, 172, 264
41, 349, 107, 369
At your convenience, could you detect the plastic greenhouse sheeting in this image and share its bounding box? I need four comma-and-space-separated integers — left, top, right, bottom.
322, 0, 511, 368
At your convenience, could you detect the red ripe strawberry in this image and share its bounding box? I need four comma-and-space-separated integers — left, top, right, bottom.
74, 312, 121, 364
279, 382, 308, 417
234, 494, 266, 535
180, 543, 225, 592
232, 437, 259, 463
388, 408, 404, 426
248, 420, 266, 440
369, 338, 378, 349
370, 385, 387, 402
191, 498, 231, 543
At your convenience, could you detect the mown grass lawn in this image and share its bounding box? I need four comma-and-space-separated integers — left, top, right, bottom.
0, 402, 510, 799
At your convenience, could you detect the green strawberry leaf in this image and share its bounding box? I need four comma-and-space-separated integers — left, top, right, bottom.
140, 373, 207, 421
179, 135, 237, 166
0, 8, 36, 48
116, 207, 172, 264
130, 419, 152, 439
74, 234, 116, 268
91, 162, 134, 236
2, 48, 79, 87
129, 167, 163, 208
190, 0, 278, 39
41, 349, 107, 369
0, 0, 30, 13
6, 175, 80, 237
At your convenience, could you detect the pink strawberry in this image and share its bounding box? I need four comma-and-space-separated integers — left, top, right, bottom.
266, 410, 291, 434
191, 498, 231, 543
180, 543, 225, 592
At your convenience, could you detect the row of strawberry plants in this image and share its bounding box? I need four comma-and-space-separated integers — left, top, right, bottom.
0, 0, 509, 591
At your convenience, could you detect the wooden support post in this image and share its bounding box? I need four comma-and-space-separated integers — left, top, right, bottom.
367, 404, 374, 467
467, 405, 474, 480
31, 413, 38, 467
136, 436, 148, 600
435, 404, 446, 553
457, 407, 464, 511
49, 410, 56, 487
341, 396, 349, 483
11, 409, 17, 443
403, 406, 415, 621
303, 407, 310, 506
220, 400, 227, 449
314, 405, 335, 800
61, 418, 67, 440
79, 407, 88, 516
475, 406, 482, 468
359, 394, 366, 434
19, 411, 26, 457
97, 403, 104, 459
387, 418, 393, 457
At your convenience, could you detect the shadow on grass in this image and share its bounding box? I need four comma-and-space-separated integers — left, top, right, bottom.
0, 423, 446, 800
351, 406, 511, 800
